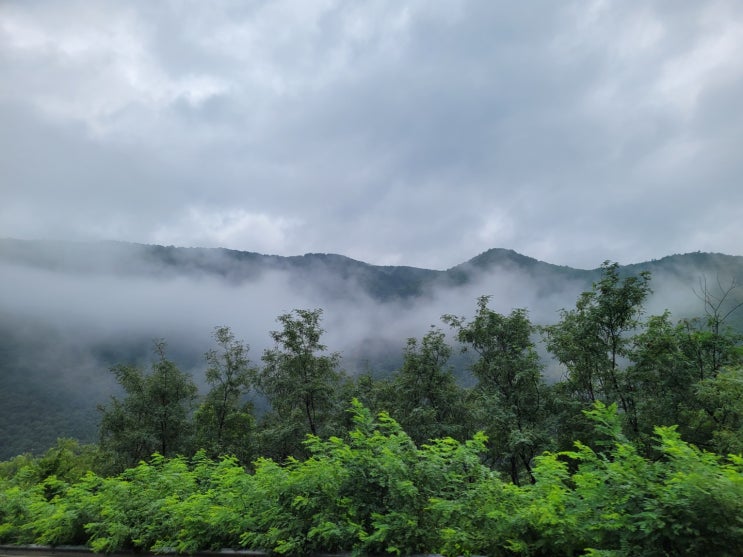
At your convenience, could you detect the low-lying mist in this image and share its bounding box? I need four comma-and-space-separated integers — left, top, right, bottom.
1, 242, 739, 457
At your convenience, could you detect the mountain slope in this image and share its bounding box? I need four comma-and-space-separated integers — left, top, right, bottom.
1, 238, 742, 458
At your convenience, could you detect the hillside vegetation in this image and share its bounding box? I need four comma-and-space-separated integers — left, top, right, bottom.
2, 260, 743, 555
1, 240, 742, 457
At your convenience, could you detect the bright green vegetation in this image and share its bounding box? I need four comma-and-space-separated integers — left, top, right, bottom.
1, 403, 742, 556
2, 262, 743, 556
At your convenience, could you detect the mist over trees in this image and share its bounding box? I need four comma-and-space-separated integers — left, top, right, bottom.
3, 240, 743, 458
2, 245, 743, 554
3, 259, 743, 555
85, 261, 742, 474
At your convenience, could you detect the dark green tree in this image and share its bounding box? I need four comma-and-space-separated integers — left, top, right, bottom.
694, 366, 743, 454
544, 262, 651, 439
383, 327, 469, 445
626, 312, 697, 446
257, 309, 343, 459
194, 326, 257, 462
98, 341, 197, 471
624, 278, 743, 451
445, 296, 550, 484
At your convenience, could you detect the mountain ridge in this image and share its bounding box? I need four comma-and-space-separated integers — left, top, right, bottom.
4, 238, 742, 303
4, 236, 742, 269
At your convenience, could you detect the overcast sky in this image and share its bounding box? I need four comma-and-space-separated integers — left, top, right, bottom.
2, 1, 742, 270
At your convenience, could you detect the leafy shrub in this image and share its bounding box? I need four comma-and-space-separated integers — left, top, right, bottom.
2, 400, 743, 556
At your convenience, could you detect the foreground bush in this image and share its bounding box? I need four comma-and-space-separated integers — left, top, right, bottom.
1, 401, 742, 556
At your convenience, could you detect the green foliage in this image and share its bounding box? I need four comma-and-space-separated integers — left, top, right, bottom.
565, 402, 743, 556
240, 399, 488, 556
0, 439, 105, 545
445, 296, 551, 484
194, 326, 257, 463
238, 451, 353, 555
258, 308, 344, 459
628, 306, 743, 452
381, 327, 470, 445
2, 400, 743, 556
4, 287, 743, 556
149, 453, 254, 553
28, 472, 102, 546
98, 341, 198, 471
694, 366, 743, 454
626, 311, 697, 445
0, 482, 44, 544
430, 401, 743, 557
82, 455, 187, 552
544, 262, 652, 446
0, 438, 100, 486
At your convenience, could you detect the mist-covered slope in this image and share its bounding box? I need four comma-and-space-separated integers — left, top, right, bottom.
1, 238, 742, 458
0, 239, 444, 301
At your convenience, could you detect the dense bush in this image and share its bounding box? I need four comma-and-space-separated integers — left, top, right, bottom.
2, 400, 743, 556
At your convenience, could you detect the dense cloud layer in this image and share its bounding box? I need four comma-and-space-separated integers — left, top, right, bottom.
0, 255, 579, 373
2, 1, 742, 269
1, 243, 730, 383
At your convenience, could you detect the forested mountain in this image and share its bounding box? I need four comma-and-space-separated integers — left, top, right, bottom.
0, 239, 575, 301
3, 238, 741, 300
1, 238, 742, 459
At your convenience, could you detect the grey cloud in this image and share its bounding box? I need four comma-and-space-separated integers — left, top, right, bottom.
1, 0, 742, 270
